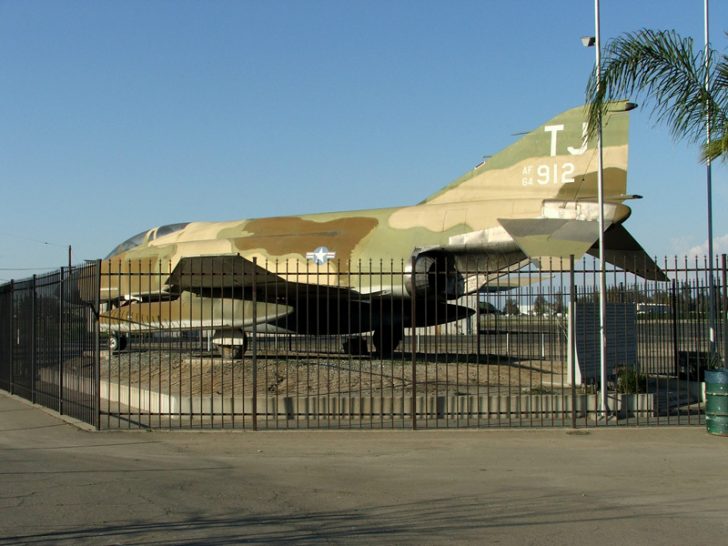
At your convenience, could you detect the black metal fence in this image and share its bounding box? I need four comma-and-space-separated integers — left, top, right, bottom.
0, 263, 99, 426
0, 255, 724, 430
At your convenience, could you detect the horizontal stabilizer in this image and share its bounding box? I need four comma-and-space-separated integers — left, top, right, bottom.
498, 218, 601, 259
588, 224, 668, 282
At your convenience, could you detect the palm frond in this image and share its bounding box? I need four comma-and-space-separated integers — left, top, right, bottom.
586, 29, 727, 162
702, 127, 728, 162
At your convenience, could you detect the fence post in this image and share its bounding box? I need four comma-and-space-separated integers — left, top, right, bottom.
9, 280, 14, 396
94, 261, 101, 429
59, 267, 64, 415
476, 292, 481, 358
410, 255, 417, 431
722, 254, 727, 366
252, 257, 258, 432
671, 280, 679, 377
31, 275, 36, 404
569, 255, 576, 429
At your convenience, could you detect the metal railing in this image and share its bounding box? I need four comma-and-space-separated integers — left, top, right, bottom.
0, 255, 723, 430
0, 263, 99, 426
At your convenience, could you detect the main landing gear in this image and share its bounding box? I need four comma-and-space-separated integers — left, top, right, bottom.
343, 327, 405, 358
213, 329, 248, 360
373, 327, 404, 357
109, 334, 128, 352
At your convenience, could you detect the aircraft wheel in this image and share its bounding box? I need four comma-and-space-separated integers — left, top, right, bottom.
342, 337, 369, 355
217, 334, 247, 360
373, 327, 404, 358
219, 345, 243, 360
213, 330, 248, 360
109, 334, 128, 352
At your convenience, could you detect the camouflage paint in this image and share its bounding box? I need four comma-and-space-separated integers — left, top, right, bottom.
95, 104, 658, 340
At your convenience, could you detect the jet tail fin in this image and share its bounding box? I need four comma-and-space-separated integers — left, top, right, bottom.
421, 103, 631, 206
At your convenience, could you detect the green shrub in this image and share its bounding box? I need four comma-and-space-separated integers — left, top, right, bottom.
615, 366, 647, 394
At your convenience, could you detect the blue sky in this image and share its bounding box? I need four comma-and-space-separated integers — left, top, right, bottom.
1, 0, 726, 280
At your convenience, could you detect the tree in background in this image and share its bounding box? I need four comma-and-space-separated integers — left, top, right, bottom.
503, 298, 520, 316
586, 29, 727, 162
533, 295, 548, 316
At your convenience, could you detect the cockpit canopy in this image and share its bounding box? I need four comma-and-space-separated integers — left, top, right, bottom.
105, 223, 189, 258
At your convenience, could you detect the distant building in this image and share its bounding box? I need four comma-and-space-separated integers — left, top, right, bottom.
519, 304, 535, 316
636, 303, 670, 316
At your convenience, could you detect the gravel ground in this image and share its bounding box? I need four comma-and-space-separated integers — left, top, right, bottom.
100, 348, 566, 398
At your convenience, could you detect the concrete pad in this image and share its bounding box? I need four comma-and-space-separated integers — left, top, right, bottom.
1, 391, 727, 545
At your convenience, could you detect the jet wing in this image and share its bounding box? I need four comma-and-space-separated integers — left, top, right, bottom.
167, 255, 282, 292
166, 254, 361, 301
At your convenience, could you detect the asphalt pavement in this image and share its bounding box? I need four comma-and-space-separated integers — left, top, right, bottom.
1, 390, 727, 545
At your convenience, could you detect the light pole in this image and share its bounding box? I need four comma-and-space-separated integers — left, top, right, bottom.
704, 0, 718, 364
583, 0, 609, 418
581, 41, 637, 421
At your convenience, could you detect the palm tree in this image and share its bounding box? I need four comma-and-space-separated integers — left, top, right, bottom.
586, 29, 727, 162
587, 28, 726, 363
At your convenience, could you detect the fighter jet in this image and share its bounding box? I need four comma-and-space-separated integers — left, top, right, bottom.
96, 103, 664, 356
